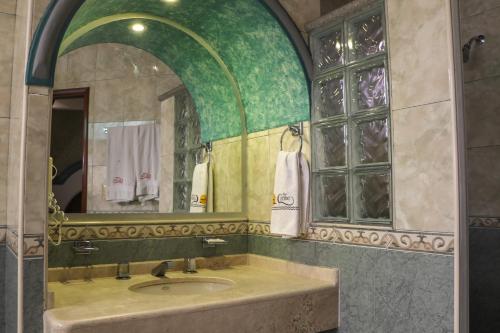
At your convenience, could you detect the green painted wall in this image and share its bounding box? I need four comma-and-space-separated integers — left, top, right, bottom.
61, 0, 310, 141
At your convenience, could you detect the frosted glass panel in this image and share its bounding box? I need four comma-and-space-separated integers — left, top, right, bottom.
316, 174, 348, 219
351, 62, 387, 112
174, 182, 190, 211
174, 153, 188, 180
348, 12, 385, 62
356, 118, 389, 164
315, 28, 344, 72
355, 172, 390, 220
313, 74, 345, 120
314, 124, 347, 168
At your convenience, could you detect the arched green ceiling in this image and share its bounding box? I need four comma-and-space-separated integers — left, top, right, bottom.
60, 0, 310, 141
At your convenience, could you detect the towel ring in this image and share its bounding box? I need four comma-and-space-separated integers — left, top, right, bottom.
280, 127, 303, 153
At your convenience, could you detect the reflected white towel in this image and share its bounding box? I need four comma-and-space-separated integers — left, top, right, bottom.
190, 162, 209, 213
106, 126, 137, 202
271, 151, 310, 237
135, 124, 161, 203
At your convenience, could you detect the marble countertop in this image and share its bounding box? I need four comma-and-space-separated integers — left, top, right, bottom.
45, 255, 338, 329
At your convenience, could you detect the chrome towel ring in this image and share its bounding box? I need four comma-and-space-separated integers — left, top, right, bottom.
280, 123, 303, 153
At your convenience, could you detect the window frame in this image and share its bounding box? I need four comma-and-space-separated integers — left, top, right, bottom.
310, 2, 393, 227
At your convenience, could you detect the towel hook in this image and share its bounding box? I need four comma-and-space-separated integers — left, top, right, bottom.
280, 123, 303, 153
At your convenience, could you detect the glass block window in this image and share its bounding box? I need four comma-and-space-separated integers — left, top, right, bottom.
173, 90, 202, 212
311, 3, 391, 226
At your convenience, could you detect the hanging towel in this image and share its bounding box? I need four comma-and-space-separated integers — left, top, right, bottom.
106, 126, 138, 202
135, 124, 161, 203
190, 162, 209, 213
271, 151, 310, 237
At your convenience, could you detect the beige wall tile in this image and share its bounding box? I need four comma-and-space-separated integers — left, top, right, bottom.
24, 93, 51, 235
387, 0, 451, 110
0, 0, 16, 15
460, 0, 500, 18
247, 135, 272, 221
461, 6, 500, 82
393, 101, 457, 232
66, 46, 97, 83
0, 13, 15, 84
464, 76, 500, 148
0, 118, 9, 225
123, 77, 160, 121
93, 79, 127, 123
211, 137, 242, 212
0, 85, 12, 118
224, 139, 242, 212
53, 54, 68, 87
96, 43, 173, 81
467, 146, 500, 216
7, 116, 20, 228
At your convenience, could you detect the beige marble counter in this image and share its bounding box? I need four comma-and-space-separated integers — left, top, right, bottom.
45, 255, 339, 333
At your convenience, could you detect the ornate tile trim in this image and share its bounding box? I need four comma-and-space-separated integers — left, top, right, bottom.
5, 229, 44, 257
469, 216, 500, 229
24, 234, 44, 257
54, 222, 248, 241
248, 222, 454, 254
6, 228, 18, 255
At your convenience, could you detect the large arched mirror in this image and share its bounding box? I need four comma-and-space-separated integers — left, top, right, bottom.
50, 42, 243, 217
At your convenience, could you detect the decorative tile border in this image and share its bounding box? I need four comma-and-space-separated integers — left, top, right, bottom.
6, 228, 18, 254
249, 222, 454, 254
469, 216, 500, 229
24, 234, 44, 257
5, 229, 44, 257
53, 222, 248, 241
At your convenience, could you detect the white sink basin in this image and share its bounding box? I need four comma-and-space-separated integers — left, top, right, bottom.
129, 277, 235, 295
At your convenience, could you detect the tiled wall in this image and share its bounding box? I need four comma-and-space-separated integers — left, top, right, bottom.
249, 235, 454, 333
49, 234, 248, 268
0, 242, 4, 330
54, 43, 182, 213
247, 1, 457, 331
5, 0, 459, 332
249, 0, 458, 233
460, 0, 500, 331
0, 0, 16, 332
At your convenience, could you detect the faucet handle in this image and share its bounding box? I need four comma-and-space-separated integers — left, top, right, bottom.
151, 260, 175, 277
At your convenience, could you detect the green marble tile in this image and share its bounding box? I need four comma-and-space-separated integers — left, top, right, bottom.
248, 235, 454, 333
48, 235, 248, 267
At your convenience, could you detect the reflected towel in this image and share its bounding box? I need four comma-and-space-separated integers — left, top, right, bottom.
271, 151, 310, 237
190, 162, 209, 213
106, 126, 137, 202
135, 124, 161, 203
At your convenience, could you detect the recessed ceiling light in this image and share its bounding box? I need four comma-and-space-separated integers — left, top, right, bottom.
131, 23, 145, 32
162, 0, 178, 3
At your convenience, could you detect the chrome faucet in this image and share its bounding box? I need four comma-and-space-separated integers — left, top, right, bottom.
151, 260, 174, 277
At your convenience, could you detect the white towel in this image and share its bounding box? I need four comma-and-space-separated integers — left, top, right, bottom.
190, 162, 209, 213
135, 124, 161, 203
106, 126, 137, 202
271, 151, 310, 237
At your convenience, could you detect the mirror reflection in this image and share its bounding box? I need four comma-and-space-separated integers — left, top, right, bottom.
50, 43, 242, 215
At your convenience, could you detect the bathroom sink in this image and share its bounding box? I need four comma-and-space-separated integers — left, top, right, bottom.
129, 277, 235, 295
